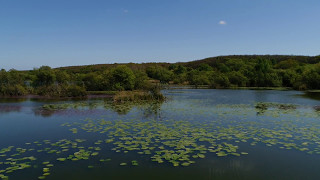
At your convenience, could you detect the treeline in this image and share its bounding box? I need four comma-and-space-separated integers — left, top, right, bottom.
0, 55, 320, 96
0, 65, 153, 97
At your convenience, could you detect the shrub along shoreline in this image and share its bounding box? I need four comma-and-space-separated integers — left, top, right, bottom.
1, 55, 320, 98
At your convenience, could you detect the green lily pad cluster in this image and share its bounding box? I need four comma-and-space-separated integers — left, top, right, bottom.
0, 139, 95, 179
0, 155, 35, 179
63, 118, 247, 167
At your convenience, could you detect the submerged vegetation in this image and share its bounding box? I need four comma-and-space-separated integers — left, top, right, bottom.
1, 55, 320, 97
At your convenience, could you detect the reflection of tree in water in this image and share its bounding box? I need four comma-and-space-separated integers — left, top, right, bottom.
0, 98, 27, 103
33, 100, 164, 117
0, 105, 22, 114
142, 102, 163, 120
0, 98, 26, 114
33, 109, 56, 117
303, 92, 320, 101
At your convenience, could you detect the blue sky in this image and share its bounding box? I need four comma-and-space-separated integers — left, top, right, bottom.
1, 0, 319, 70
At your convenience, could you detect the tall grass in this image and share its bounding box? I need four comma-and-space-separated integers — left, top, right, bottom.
113, 89, 165, 102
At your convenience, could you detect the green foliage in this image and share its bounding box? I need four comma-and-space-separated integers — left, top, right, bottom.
216, 63, 230, 73
55, 70, 70, 84
187, 70, 209, 87
133, 70, 149, 90
147, 84, 165, 101
225, 59, 246, 71
173, 65, 187, 74
35, 85, 64, 97
274, 59, 299, 69
197, 63, 213, 71
172, 73, 187, 84
0, 69, 9, 85
35, 84, 86, 97
0, 84, 27, 96
227, 71, 248, 87
83, 72, 103, 91
33, 66, 56, 86
301, 64, 320, 89
0, 69, 28, 96
106, 65, 136, 91
65, 85, 87, 97
1, 55, 320, 97
254, 59, 282, 87
146, 66, 173, 83
113, 86, 165, 102
209, 72, 230, 88
279, 69, 299, 87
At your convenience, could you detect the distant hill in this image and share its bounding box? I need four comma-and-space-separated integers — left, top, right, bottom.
56, 55, 320, 73
181, 55, 320, 69
57, 62, 171, 73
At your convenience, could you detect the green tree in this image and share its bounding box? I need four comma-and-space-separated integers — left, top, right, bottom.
275, 59, 299, 69
198, 63, 213, 71
133, 70, 149, 90
187, 70, 209, 88
279, 69, 299, 87
55, 70, 70, 84
227, 71, 248, 87
208, 72, 230, 88
146, 66, 173, 83
254, 58, 282, 87
107, 65, 136, 90
216, 63, 230, 73
0, 69, 9, 85
173, 65, 187, 74
83, 72, 103, 91
33, 66, 56, 86
302, 64, 320, 89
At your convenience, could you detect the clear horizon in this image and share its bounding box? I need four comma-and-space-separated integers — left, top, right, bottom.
1, 0, 320, 70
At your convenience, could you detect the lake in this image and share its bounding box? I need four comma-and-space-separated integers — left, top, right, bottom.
0, 89, 320, 180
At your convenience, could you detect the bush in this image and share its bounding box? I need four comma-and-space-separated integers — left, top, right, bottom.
187, 70, 210, 87
65, 85, 87, 97
227, 71, 248, 87
35, 84, 87, 97
113, 84, 165, 102
146, 66, 173, 83
33, 66, 56, 86
148, 84, 165, 101
0, 84, 27, 96
35, 84, 63, 97
209, 73, 230, 88
104, 65, 136, 91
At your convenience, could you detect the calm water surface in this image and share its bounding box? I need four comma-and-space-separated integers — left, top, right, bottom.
0, 89, 320, 180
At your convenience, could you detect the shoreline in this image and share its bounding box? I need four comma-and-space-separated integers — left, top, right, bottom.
0, 87, 319, 99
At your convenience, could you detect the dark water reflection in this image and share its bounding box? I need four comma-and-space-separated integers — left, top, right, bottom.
302, 91, 320, 101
